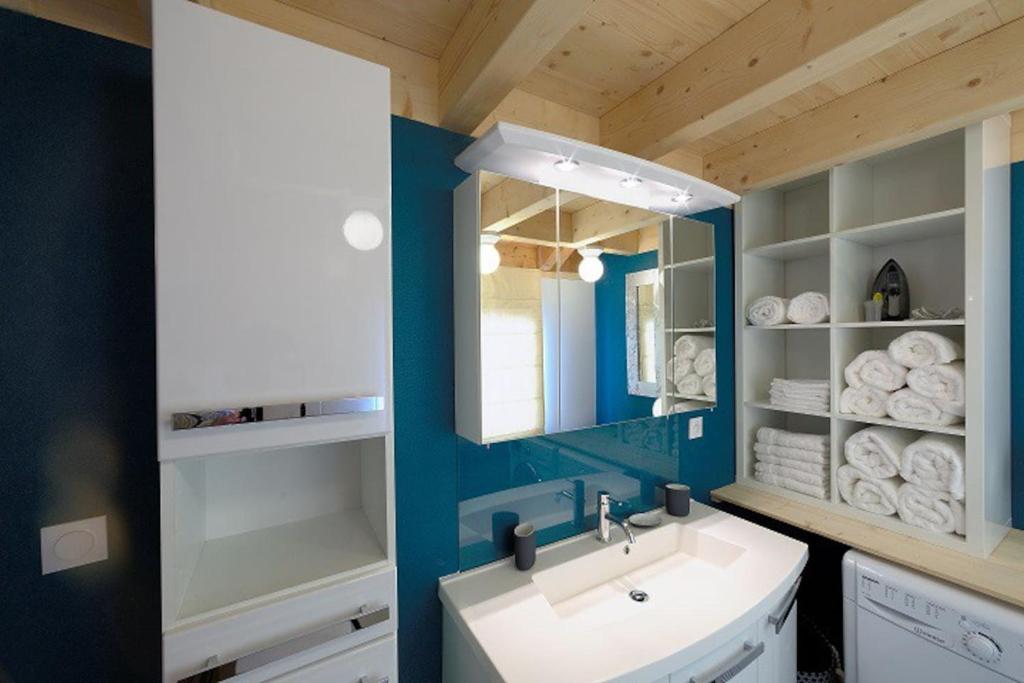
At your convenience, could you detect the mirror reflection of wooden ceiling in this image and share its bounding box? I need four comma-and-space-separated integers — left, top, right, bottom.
12, 0, 1024, 188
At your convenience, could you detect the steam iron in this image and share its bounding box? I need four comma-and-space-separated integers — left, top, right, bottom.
872, 259, 909, 321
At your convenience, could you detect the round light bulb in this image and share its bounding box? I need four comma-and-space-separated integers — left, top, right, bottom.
577, 247, 604, 283
620, 175, 643, 189
554, 158, 579, 172
480, 235, 501, 274
342, 210, 384, 251
671, 190, 694, 206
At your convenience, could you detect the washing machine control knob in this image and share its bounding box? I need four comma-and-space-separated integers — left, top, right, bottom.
963, 632, 1001, 662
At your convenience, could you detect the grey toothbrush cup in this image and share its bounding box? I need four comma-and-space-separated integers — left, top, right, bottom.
665, 483, 691, 517
513, 523, 536, 571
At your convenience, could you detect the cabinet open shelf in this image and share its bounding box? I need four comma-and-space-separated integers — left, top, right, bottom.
744, 233, 830, 260
664, 255, 714, 271
832, 413, 966, 437
745, 400, 830, 420
667, 326, 715, 334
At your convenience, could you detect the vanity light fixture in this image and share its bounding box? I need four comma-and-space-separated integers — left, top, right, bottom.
577, 247, 605, 283
553, 157, 579, 172
671, 190, 694, 206
480, 234, 501, 274
342, 209, 384, 251
619, 175, 643, 189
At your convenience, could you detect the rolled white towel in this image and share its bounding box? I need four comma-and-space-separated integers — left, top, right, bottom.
897, 483, 965, 535
666, 358, 676, 390
787, 291, 830, 324
674, 334, 713, 360
886, 388, 960, 426
843, 426, 916, 479
837, 464, 900, 517
756, 427, 829, 452
747, 296, 788, 326
694, 347, 716, 377
900, 434, 966, 500
676, 372, 702, 395
754, 451, 829, 476
673, 357, 694, 388
839, 386, 890, 418
888, 331, 963, 368
844, 350, 908, 391
755, 470, 827, 499
906, 361, 965, 417
754, 443, 829, 465
702, 374, 716, 400
755, 462, 827, 487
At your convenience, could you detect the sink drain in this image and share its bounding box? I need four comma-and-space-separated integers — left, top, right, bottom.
629, 589, 649, 603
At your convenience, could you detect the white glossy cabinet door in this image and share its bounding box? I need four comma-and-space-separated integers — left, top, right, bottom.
154, 0, 391, 460
266, 634, 396, 683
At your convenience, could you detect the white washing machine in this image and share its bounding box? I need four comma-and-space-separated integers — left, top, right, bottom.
842, 550, 1024, 682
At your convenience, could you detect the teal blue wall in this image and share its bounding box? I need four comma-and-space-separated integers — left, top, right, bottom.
1012, 160, 1023, 528
595, 250, 660, 423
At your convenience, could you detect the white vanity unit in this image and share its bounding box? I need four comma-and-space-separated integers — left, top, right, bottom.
440, 503, 806, 682
154, 2, 395, 681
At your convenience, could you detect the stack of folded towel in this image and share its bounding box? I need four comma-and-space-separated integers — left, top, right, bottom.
839, 331, 965, 426
668, 335, 716, 400
837, 426, 965, 536
747, 292, 829, 326
753, 427, 829, 500
769, 378, 829, 412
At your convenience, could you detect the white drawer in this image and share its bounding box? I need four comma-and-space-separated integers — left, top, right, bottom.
164, 566, 396, 683
267, 634, 396, 683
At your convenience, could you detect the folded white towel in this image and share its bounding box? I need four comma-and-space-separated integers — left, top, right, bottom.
694, 348, 716, 377
754, 443, 829, 465
897, 483, 965, 535
702, 374, 716, 400
906, 361, 965, 417
677, 372, 702, 395
787, 291, 830, 324
843, 426, 915, 479
886, 388, 960, 426
770, 378, 830, 394
756, 427, 829, 452
755, 470, 827, 499
674, 334, 713, 360
844, 350, 908, 391
839, 386, 890, 418
747, 296, 788, 326
888, 331, 963, 368
673, 357, 693, 388
754, 452, 829, 475
755, 462, 827, 487
837, 465, 900, 517
769, 396, 830, 412
900, 434, 966, 500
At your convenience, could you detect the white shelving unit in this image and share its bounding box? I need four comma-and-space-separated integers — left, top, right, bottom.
735, 119, 1011, 557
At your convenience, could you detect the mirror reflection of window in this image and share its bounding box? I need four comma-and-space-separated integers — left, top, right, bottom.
637, 283, 657, 384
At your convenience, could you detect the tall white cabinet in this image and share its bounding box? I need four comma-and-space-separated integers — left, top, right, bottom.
735, 118, 1011, 558
154, 2, 396, 680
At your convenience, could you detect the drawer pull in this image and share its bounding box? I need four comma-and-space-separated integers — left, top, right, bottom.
690, 641, 765, 683
172, 396, 384, 431
177, 604, 390, 682
767, 576, 801, 635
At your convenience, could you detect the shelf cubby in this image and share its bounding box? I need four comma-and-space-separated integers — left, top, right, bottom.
665, 263, 715, 329
740, 172, 829, 250
742, 327, 829, 407
742, 406, 830, 500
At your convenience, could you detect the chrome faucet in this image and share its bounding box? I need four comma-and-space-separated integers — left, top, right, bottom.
596, 492, 636, 545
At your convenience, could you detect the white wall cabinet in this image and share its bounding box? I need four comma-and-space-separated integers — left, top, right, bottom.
154, 2, 396, 680
735, 119, 1011, 557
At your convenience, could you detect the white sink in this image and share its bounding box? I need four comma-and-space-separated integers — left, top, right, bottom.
439, 501, 807, 682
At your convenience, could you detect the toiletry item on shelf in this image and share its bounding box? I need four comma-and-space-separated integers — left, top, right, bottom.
673, 334, 713, 360
692, 318, 713, 328
753, 427, 830, 500
872, 259, 910, 321
886, 388, 961, 426
513, 523, 536, 571
665, 483, 691, 516
839, 385, 890, 418
887, 330, 963, 368
896, 483, 965, 536
769, 378, 829, 412
899, 434, 966, 500
844, 350, 908, 391
747, 295, 788, 326
863, 293, 883, 322
910, 306, 964, 320
843, 426, 915, 479
906, 361, 965, 417
837, 464, 900, 517
786, 291, 830, 324
492, 511, 520, 556
629, 511, 661, 528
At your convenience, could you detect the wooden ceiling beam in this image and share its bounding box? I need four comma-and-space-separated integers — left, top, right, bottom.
439, 0, 592, 134
570, 202, 664, 246
704, 16, 1024, 192
497, 210, 569, 247
481, 178, 581, 233
600, 0, 978, 161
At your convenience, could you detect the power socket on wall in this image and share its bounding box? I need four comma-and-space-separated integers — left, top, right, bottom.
688, 416, 703, 440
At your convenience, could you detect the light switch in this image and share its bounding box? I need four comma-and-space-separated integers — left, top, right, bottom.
688, 416, 703, 440
40, 515, 108, 575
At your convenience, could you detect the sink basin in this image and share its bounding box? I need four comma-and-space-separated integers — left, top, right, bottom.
439, 501, 807, 682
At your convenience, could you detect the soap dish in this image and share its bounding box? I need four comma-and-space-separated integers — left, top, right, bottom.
628, 512, 662, 528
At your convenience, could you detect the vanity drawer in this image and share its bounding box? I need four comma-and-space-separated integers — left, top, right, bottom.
164, 566, 396, 683
267, 633, 396, 683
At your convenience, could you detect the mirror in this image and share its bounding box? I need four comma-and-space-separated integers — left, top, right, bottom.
476, 171, 715, 442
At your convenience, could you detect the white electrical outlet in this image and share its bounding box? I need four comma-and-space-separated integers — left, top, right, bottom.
688, 416, 703, 440
40, 515, 108, 575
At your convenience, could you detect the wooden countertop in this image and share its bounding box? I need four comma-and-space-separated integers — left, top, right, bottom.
711, 483, 1024, 608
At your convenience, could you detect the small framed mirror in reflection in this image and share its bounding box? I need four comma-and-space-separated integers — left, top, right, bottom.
626, 269, 660, 398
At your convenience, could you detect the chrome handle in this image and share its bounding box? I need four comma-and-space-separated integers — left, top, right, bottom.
768, 576, 801, 635
690, 641, 765, 683
176, 604, 390, 682
172, 396, 384, 431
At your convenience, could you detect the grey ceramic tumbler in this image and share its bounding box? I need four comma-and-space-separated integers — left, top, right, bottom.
665, 483, 691, 517
513, 523, 536, 571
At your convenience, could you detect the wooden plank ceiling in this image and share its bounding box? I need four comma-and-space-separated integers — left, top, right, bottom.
4, 0, 1024, 185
